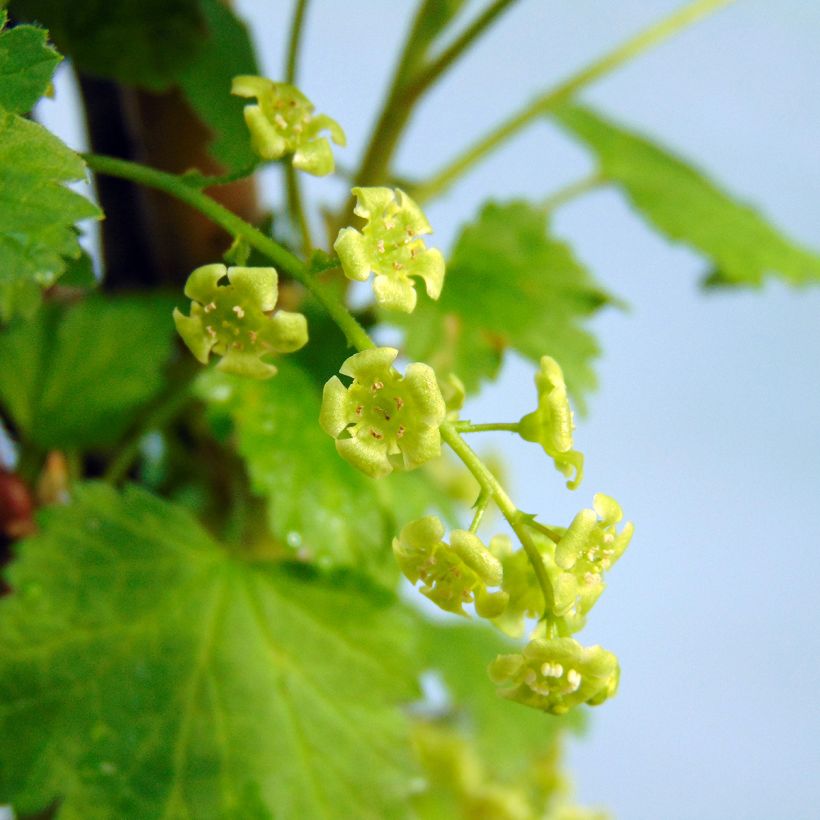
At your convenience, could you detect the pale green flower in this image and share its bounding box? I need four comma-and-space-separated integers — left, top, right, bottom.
334, 187, 445, 312
173, 264, 307, 379
519, 356, 584, 489
488, 638, 619, 715
393, 516, 508, 617
320, 347, 446, 478
231, 76, 345, 175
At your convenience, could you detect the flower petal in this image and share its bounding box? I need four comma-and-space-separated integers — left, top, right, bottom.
319, 376, 352, 437
265, 310, 308, 352
184, 263, 225, 303
334, 228, 371, 282
372, 272, 417, 312
226, 266, 278, 311
336, 435, 392, 479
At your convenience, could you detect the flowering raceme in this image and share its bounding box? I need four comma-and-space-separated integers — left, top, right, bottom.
519, 356, 584, 489
488, 638, 619, 715
393, 516, 508, 617
319, 347, 446, 478
173, 264, 307, 378
334, 187, 445, 312
231, 76, 345, 175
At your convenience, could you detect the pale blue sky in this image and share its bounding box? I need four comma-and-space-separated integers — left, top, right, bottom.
39, 1, 820, 816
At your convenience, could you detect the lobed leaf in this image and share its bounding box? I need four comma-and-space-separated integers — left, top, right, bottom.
0, 23, 100, 321
0, 295, 176, 448
553, 103, 820, 288
0, 484, 422, 818
0, 9, 62, 114
396, 200, 613, 408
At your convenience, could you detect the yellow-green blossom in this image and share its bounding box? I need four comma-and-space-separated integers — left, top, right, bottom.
334, 187, 445, 312
393, 516, 508, 616
173, 264, 307, 378
519, 356, 584, 489
320, 347, 446, 478
231, 76, 345, 175
488, 638, 619, 715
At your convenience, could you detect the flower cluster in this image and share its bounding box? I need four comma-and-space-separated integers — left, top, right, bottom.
518, 356, 584, 489
320, 347, 446, 478
488, 638, 619, 715
334, 187, 445, 312
231, 76, 345, 175
173, 264, 307, 378
393, 516, 508, 616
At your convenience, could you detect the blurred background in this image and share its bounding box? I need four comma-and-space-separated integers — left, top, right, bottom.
39, 1, 820, 817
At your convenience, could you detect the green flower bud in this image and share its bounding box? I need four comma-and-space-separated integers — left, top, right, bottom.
173, 264, 308, 378
519, 356, 584, 489
488, 638, 619, 715
320, 347, 446, 478
231, 76, 345, 175
334, 187, 445, 312
392, 516, 508, 616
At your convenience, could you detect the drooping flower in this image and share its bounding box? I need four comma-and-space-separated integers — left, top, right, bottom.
393, 516, 508, 617
555, 494, 633, 598
518, 356, 584, 489
173, 264, 307, 379
231, 76, 345, 175
320, 347, 446, 478
488, 638, 619, 715
334, 187, 445, 312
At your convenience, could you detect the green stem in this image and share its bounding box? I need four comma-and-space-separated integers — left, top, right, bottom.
541, 171, 605, 213
286, 164, 313, 254
469, 490, 491, 534
525, 518, 561, 544
453, 421, 521, 434
284, 0, 313, 254
285, 0, 310, 85
440, 422, 555, 615
414, 0, 735, 202
405, 0, 520, 104
84, 153, 374, 352
349, 0, 518, 197
181, 164, 259, 190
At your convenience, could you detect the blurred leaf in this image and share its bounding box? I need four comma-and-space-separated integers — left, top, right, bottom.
0, 59, 100, 320
10, 0, 207, 90
177, 0, 259, 171
0, 295, 176, 447
0, 10, 61, 114
553, 104, 820, 288
396, 201, 613, 407
197, 362, 455, 585
58, 244, 97, 288
0, 483, 421, 817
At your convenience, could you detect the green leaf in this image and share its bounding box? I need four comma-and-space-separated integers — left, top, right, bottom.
0, 483, 421, 818
0, 295, 176, 448
395, 201, 613, 407
0, 10, 61, 114
10, 0, 207, 90
553, 104, 820, 288
177, 0, 260, 171
0, 111, 101, 321
197, 362, 453, 585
